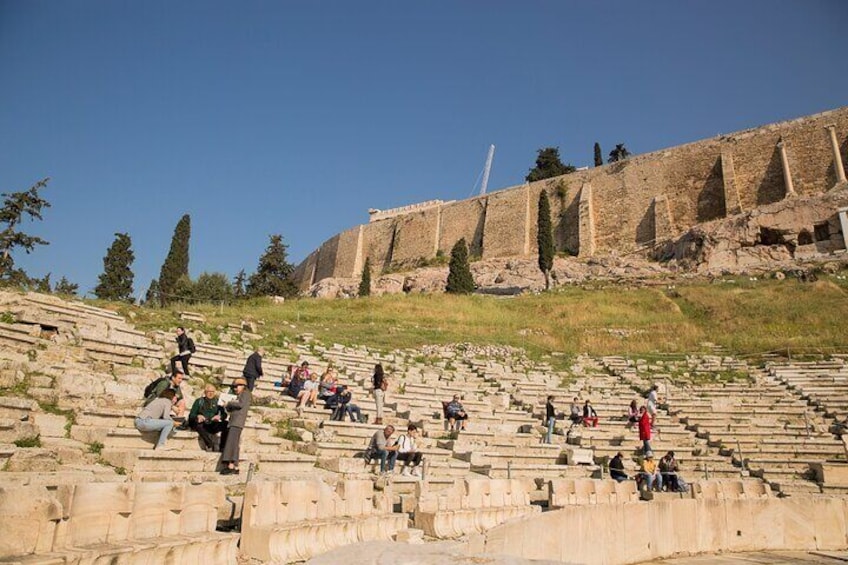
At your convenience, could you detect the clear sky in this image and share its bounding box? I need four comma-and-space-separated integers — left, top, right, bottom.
2, 0, 846, 298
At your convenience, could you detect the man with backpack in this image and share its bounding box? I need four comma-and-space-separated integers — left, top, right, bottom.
170, 327, 195, 377
144, 368, 186, 418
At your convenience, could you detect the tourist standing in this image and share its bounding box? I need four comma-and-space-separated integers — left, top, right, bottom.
638, 406, 652, 453
221, 378, 252, 475
647, 384, 659, 428
545, 395, 557, 444
372, 364, 386, 425
242, 347, 264, 391
170, 327, 195, 376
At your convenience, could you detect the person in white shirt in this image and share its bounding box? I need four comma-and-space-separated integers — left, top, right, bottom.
647, 384, 659, 427
395, 424, 423, 477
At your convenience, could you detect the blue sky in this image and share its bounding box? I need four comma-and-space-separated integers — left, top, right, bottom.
1, 0, 846, 297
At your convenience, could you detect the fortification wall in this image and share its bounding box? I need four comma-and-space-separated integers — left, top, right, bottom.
293, 106, 848, 287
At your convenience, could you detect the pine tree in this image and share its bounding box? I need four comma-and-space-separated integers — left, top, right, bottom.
0, 177, 51, 281
526, 147, 576, 182
446, 238, 475, 295
608, 143, 631, 163
54, 276, 79, 296
358, 257, 372, 297
593, 142, 603, 167
158, 214, 190, 305
247, 234, 297, 298
143, 279, 160, 306
537, 191, 555, 290
94, 232, 135, 302
233, 269, 247, 298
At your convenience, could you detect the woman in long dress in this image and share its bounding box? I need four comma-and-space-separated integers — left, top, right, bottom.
220, 377, 252, 475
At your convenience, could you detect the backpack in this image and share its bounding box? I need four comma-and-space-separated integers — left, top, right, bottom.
380, 377, 389, 391
143, 376, 168, 399
187, 337, 196, 354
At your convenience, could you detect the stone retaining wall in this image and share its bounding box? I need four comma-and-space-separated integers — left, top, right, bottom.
295, 106, 848, 289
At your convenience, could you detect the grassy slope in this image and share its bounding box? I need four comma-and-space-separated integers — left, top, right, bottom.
96, 276, 848, 363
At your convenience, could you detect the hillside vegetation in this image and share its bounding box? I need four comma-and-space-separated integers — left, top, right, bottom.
89, 274, 848, 364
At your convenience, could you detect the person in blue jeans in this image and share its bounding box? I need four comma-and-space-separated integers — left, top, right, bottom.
545, 395, 557, 444
367, 425, 399, 474
135, 389, 177, 450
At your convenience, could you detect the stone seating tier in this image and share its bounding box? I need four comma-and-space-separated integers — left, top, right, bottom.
0, 481, 237, 564
240, 479, 407, 564
413, 478, 540, 538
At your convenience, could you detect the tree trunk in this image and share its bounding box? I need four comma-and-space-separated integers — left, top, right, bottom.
544, 270, 550, 291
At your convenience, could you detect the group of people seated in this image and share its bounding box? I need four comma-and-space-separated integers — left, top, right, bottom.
277, 362, 366, 422
609, 450, 686, 492
134, 366, 251, 475
366, 423, 424, 477
563, 397, 600, 428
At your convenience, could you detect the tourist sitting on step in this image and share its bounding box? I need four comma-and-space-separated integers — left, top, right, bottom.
569, 397, 582, 426
220, 378, 252, 475
659, 451, 683, 492
188, 384, 229, 452
135, 389, 179, 451
582, 399, 599, 427
396, 424, 423, 477
638, 406, 652, 453
144, 368, 187, 418
637, 452, 662, 492
298, 372, 320, 410
324, 385, 363, 423
445, 395, 468, 431
318, 367, 338, 400
609, 451, 628, 482
626, 400, 639, 428
366, 425, 399, 474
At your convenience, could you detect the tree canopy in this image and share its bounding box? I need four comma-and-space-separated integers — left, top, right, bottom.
0, 178, 51, 283
158, 214, 190, 305
94, 232, 135, 302
593, 142, 603, 167
526, 147, 576, 183
247, 234, 298, 298
608, 143, 631, 163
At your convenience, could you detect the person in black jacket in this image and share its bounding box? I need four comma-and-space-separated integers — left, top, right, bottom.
170, 327, 194, 376
545, 395, 557, 444
242, 347, 264, 391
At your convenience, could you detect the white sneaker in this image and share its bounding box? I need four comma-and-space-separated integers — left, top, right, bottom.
401, 467, 411, 476
411, 467, 421, 478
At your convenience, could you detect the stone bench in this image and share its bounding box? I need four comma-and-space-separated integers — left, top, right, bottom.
413, 478, 540, 538
548, 478, 639, 507
691, 479, 772, 499
0, 482, 237, 564
240, 478, 407, 563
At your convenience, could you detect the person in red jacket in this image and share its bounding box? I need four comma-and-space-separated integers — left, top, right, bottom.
638, 406, 652, 454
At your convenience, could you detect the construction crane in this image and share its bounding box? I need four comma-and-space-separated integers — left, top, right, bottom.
479, 144, 495, 195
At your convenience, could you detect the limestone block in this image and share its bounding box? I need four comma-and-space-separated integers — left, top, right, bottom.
180, 483, 225, 535
65, 482, 134, 548
564, 447, 593, 465
57, 372, 106, 398
0, 485, 63, 558
32, 413, 67, 438
131, 482, 184, 540
811, 462, 848, 488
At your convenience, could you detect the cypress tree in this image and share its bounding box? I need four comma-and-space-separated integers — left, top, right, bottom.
446, 238, 475, 295
143, 279, 160, 306
358, 257, 372, 297
94, 232, 135, 302
233, 269, 247, 298
247, 234, 297, 298
158, 214, 190, 306
593, 142, 603, 167
537, 191, 554, 290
